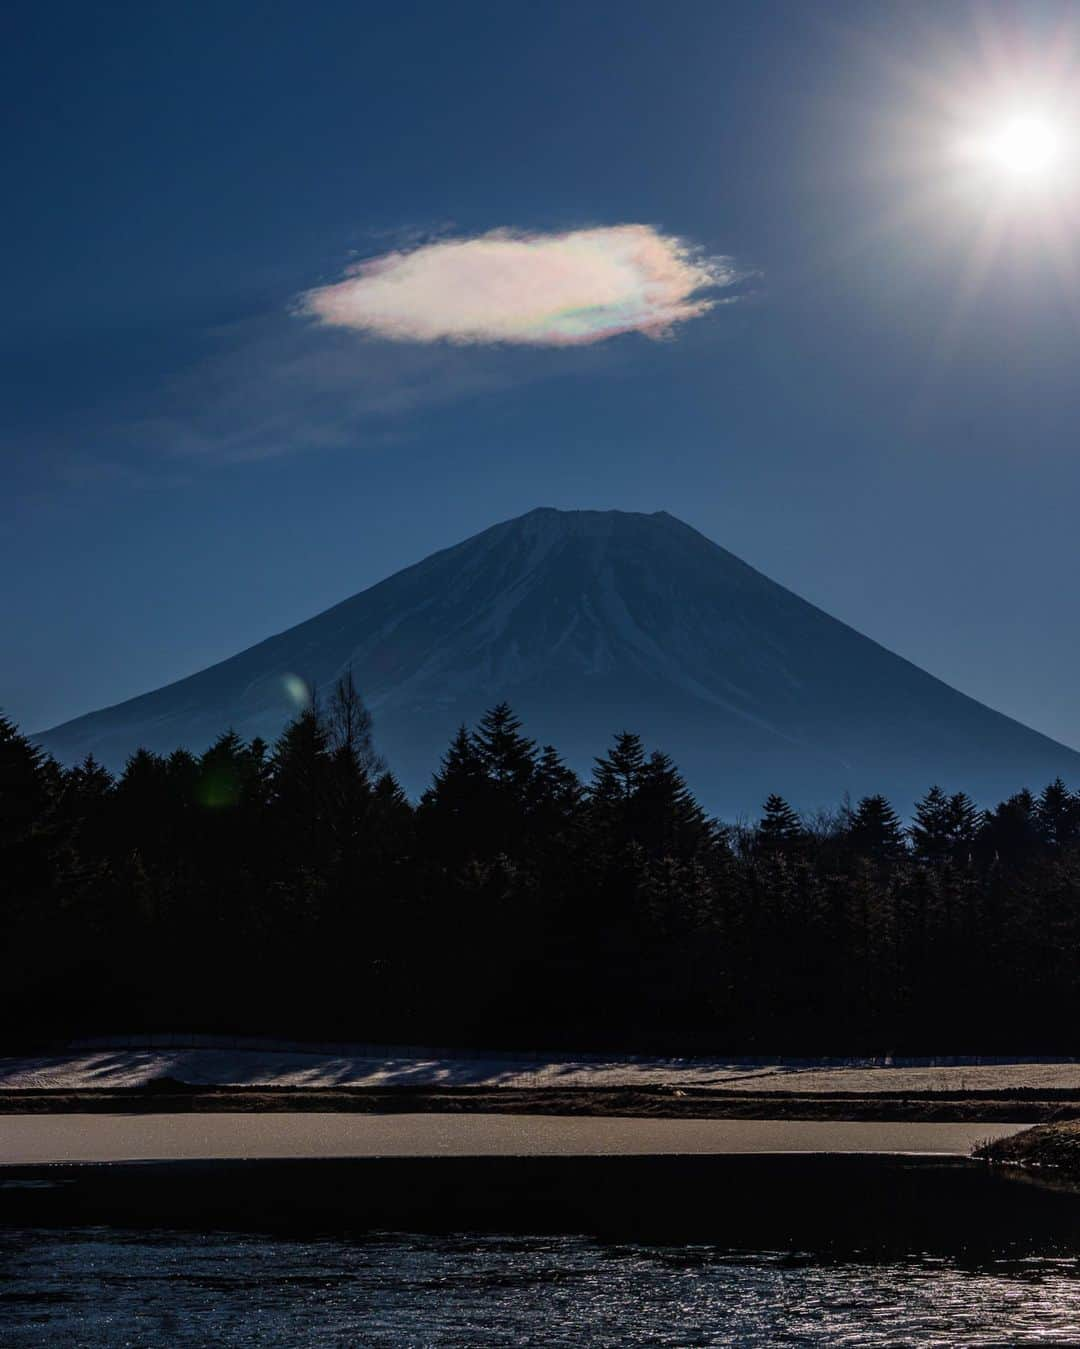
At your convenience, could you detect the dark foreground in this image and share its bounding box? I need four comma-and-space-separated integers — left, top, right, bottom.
3, 1154, 1079, 1249
8, 1227, 1080, 1347
6, 1154, 1080, 1344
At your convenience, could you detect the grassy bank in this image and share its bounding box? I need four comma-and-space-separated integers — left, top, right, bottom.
976, 1120, 1080, 1177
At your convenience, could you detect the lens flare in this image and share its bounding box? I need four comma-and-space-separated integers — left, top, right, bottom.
282, 674, 313, 711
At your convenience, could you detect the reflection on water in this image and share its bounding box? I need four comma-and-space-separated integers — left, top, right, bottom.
4, 1229, 1080, 1346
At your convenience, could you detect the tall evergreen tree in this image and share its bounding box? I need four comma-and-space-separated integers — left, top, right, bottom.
978, 789, 1041, 864
592, 732, 647, 805
848, 794, 906, 865
945, 792, 980, 860
531, 744, 584, 840
473, 703, 537, 801
0, 714, 59, 916
635, 750, 714, 861
0, 713, 55, 842
756, 794, 804, 853
910, 785, 951, 864
269, 709, 334, 868
1036, 778, 1080, 848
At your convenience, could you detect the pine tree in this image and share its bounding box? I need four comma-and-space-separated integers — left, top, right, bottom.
368, 771, 414, 861
588, 732, 650, 858
59, 754, 115, 858
910, 785, 951, 864
198, 731, 247, 810
1036, 778, 1080, 848
269, 709, 333, 871
473, 703, 537, 797
418, 724, 489, 863
424, 724, 487, 819
0, 713, 54, 849
848, 794, 906, 865
636, 750, 714, 861
978, 789, 1041, 864
591, 732, 647, 805
0, 714, 59, 914
945, 792, 979, 860
756, 794, 804, 853
67, 753, 114, 800
531, 744, 584, 839
115, 748, 171, 860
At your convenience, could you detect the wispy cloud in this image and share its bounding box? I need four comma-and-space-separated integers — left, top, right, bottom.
23, 225, 744, 478
115, 318, 534, 463
299, 225, 735, 347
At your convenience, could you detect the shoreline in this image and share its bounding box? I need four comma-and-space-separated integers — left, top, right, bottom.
3, 1151, 1075, 1250
2, 1083, 1078, 1122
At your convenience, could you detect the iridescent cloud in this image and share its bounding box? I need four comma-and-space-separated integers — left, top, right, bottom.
299, 225, 735, 346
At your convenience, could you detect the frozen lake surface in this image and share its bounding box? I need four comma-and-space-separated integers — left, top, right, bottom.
0, 1113, 1023, 1164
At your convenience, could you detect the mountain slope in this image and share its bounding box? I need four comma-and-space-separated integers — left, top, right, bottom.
36, 507, 1080, 814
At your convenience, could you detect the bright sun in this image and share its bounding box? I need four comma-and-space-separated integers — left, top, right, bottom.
982, 115, 1063, 180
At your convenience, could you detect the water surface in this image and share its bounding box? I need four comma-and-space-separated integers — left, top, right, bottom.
4, 1228, 1080, 1346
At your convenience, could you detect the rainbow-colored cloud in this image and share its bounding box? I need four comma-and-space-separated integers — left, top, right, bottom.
300, 225, 734, 346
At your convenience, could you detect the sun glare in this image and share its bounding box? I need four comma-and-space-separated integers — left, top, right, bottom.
981, 114, 1063, 181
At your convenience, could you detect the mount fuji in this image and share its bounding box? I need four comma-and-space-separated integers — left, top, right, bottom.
37, 507, 1080, 815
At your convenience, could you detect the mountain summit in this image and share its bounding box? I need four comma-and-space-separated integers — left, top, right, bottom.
38, 507, 1080, 813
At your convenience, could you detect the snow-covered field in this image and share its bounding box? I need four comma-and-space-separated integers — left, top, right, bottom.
3, 1039, 1080, 1094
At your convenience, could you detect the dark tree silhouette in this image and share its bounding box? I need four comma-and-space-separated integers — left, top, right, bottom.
848, 794, 906, 865
756, 794, 804, 854
3, 701, 1080, 1054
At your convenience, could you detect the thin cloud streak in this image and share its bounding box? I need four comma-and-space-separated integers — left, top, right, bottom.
300, 225, 736, 346
111, 317, 605, 464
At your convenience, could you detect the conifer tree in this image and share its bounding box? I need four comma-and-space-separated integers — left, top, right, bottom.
270, 709, 333, 869
0, 713, 55, 847
198, 731, 247, 810
591, 732, 647, 804
589, 732, 650, 859
978, 789, 1040, 863
473, 703, 537, 797
59, 754, 115, 861
910, 785, 951, 864
531, 744, 584, 841
418, 723, 490, 864
848, 794, 906, 864
945, 792, 980, 860
0, 713, 59, 913
756, 794, 804, 853
1036, 778, 1080, 848
115, 748, 173, 860
369, 770, 414, 857
424, 725, 487, 818
636, 749, 714, 861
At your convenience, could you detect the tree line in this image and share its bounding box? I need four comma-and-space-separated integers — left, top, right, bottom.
4, 674, 1080, 1052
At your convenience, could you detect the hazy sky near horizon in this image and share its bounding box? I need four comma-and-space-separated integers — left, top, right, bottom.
5, 0, 1080, 750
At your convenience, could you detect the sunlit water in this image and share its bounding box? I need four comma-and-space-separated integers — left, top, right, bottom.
4, 1228, 1080, 1345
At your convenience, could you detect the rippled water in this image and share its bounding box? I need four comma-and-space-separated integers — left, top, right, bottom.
4, 1228, 1080, 1345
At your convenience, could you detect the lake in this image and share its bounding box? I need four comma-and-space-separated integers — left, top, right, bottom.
4, 1227, 1080, 1345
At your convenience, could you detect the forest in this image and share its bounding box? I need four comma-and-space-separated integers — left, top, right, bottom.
4, 674, 1080, 1053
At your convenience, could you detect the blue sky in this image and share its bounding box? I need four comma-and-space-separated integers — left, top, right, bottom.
5, 0, 1080, 748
